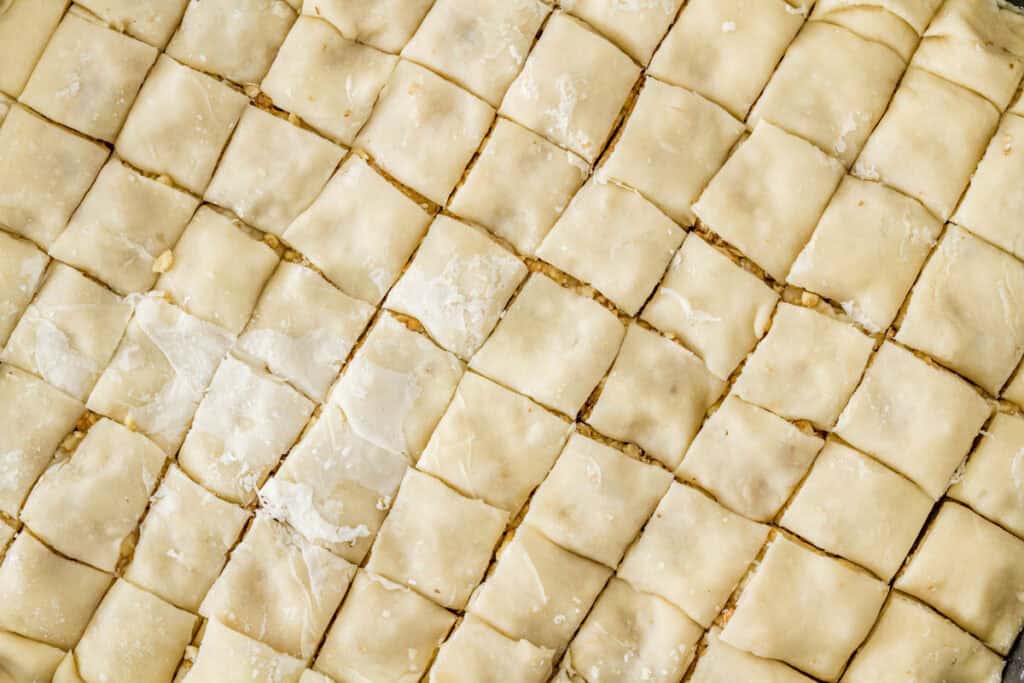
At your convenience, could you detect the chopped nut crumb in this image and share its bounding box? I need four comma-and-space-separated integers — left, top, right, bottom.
263, 234, 280, 249
243, 84, 261, 98
124, 413, 137, 432
152, 250, 174, 273
156, 174, 174, 187
800, 291, 820, 307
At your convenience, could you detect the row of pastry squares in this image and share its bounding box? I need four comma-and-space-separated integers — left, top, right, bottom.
2, 0, 1024, 679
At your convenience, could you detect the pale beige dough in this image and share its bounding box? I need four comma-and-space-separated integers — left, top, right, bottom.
261, 16, 397, 145
115, 55, 249, 195
854, 68, 999, 220
896, 226, 1024, 394
205, 106, 345, 237
0, 0, 67, 97
49, 159, 199, 295
649, 0, 804, 119
694, 121, 845, 281
950, 412, 1024, 539
0, 106, 108, 249
470, 273, 625, 416
500, 12, 640, 162
561, 0, 684, 64
733, 303, 873, 430
835, 342, 992, 499
642, 234, 779, 380
690, 628, 815, 683
428, 616, 554, 683
302, 0, 435, 53
1006, 363, 1024, 405
356, 60, 494, 205
588, 324, 725, 469
125, 465, 249, 611
0, 630, 65, 683
51, 653, 84, 683
178, 355, 313, 504
386, 216, 527, 359
678, 394, 824, 522
20, 13, 157, 142
283, 155, 432, 305
0, 365, 84, 518
525, 432, 671, 566
448, 118, 589, 256
314, 570, 455, 683
74, 0, 189, 46
402, 0, 551, 106
617, 483, 769, 627
184, 620, 305, 683
201, 514, 356, 660
467, 525, 612, 651
721, 535, 888, 682
417, 372, 570, 514
157, 206, 279, 334
537, 179, 685, 315
331, 314, 463, 457
600, 77, 744, 226
166, 0, 296, 85
238, 262, 375, 401
0, 232, 48, 346
2, 264, 131, 400
809, 0, 938, 61
787, 175, 943, 332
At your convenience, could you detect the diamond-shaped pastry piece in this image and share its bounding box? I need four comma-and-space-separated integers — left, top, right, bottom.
303, 0, 435, 53
950, 412, 1024, 539
74, 0, 189, 47
0, 232, 48, 346
0, 0, 67, 97
0, 631, 63, 683
690, 628, 815, 683
186, 620, 305, 683
430, 616, 555, 683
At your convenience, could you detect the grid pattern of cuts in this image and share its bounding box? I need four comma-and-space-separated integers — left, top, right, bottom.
1, 0, 1024, 681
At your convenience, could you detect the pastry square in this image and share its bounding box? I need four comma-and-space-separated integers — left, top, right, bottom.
314, 570, 455, 682
49, 160, 199, 295
537, 180, 685, 315
733, 303, 873, 429
690, 628, 815, 683
157, 207, 279, 334
896, 502, 1024, 654
0, 106, 108, 248
238, 262, 375, 401
1006, 363, 1024, 405
74, 0, 189, 46
386, 216, 527, 358
366, 469, 508, 609
0, 631, 64, 683
601, 78, 744, 226
201, 514, 356, 659
303, 0, 435, 53
402, 0, 550, 106
561, 0, 683, 64
355, 60, 494, 204
720, 535, 888, 681
449, 118, 588, 256
20, 13, 157, 142
467, 525, 612, 651
179, 356, 313, 504
0, 532, 112, 649
430, 616, 555, 683
185, 620, 305, 683
950, 412, 1024, 538
750, 22, 904, 166
589, 324, 725, 469
809, 0, 942, 62
649, 0, 804, 119
835, 342, 991, 498
0, 0, 66, 97
87, 296, 235, 454
205, 106, 344, 237
694, 121, 845, 281
75, 579, 196, 683
115, 55, 249, 195
0, 365, 83, 517
3, 263, 132, 400
642, 234, 779, 380
780, 441, 932, 580
618, 483, 768, 627
167, 0, 296, 85
125, 465, 248, 611
0, 232, 48, 346
843, 592, 1004, 683
470, 273, 625, 416
787, 176, 943, 333
525, 432, 672, 566
500, 12, 641, 162
896, 226, 1024, 393
678, 395, 824, 522
954, 114, 1024, 260
261, 16, 397, 145
418, 372, 570, 513
20, 418, 165, 572
855, 68, 999, 219
331, 315, 463, 457
262, 404, 409, 564
564, 577, 703, 683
